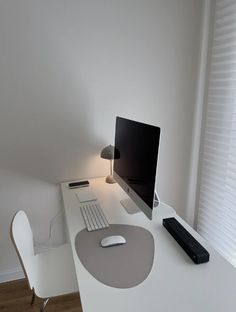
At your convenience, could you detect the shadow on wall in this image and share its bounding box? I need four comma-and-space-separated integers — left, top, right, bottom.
0, 0, 110, 183
0, 76, 105, 182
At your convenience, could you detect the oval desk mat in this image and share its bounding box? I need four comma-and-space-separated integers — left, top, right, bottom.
75, 224, 154, 289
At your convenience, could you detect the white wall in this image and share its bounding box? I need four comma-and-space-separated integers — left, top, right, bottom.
0, 0, 203, 281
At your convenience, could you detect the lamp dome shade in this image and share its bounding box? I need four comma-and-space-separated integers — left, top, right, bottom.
100, 145, 115, 160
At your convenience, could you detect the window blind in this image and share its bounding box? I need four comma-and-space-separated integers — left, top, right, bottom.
197, 0, 236, 267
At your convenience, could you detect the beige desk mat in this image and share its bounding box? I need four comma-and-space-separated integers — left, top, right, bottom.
75, 224, 154, 288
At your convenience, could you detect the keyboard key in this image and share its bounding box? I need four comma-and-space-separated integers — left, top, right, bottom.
80, 202, 109, 231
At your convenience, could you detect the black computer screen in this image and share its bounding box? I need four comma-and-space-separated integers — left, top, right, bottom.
114, 117, 161, 209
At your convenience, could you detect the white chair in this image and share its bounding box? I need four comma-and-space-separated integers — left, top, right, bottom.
11, 210, 79, 312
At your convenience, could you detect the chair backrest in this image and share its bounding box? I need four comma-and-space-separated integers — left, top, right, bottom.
11, 210, 35, 290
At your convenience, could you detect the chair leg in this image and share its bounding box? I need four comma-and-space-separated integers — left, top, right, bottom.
40, 298, 50, 312
31, 288, 35, 305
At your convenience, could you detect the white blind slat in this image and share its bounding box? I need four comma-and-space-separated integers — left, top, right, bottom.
197, 0, 236, 267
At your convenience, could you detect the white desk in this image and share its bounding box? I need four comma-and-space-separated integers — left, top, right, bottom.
61, 178, 236, 312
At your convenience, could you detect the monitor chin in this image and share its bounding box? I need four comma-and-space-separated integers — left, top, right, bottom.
113, 171, 153, 220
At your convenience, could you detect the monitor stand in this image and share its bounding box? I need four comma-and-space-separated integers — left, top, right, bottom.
120, 198, 140, 215
120, 192, 160, 215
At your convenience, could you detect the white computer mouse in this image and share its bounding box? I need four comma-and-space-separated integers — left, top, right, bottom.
101, 235, 126, 248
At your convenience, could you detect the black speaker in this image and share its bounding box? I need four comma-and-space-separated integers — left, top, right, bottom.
163, 217, 210, 264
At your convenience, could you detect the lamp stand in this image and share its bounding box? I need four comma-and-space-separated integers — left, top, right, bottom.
105, 159, 116, 184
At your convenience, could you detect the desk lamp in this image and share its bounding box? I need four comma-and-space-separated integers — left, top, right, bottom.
100, 144, 116, 184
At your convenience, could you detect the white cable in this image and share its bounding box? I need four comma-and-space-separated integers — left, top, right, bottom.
34, 209, 65, 249
154, 191, 160, 207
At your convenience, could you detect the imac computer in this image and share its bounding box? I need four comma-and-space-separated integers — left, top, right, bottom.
113, 116, 161, 220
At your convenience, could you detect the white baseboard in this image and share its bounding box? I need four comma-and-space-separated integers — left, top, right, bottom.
0, 267, 24, 283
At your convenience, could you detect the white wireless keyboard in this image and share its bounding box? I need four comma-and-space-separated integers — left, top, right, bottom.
80, 201, 109, 232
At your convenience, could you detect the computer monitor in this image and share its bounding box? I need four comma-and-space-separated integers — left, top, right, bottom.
113, 116, 161, 220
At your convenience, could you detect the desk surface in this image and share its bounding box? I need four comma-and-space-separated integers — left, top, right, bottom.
61, 178, 236, 312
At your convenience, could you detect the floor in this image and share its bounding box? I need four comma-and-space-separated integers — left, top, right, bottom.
0, 279, 82, 311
